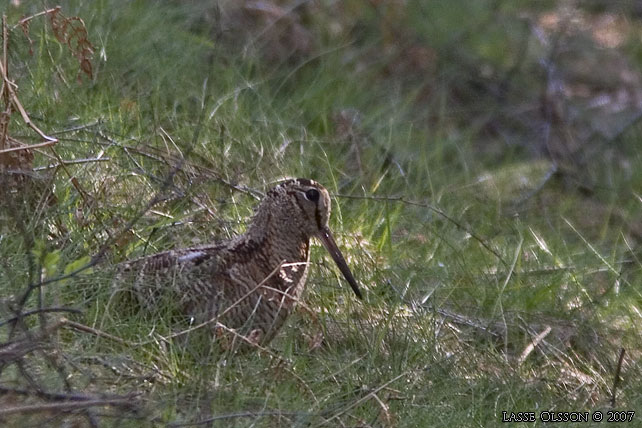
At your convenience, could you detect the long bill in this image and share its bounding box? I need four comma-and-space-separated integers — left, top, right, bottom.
317, 226, 363, 300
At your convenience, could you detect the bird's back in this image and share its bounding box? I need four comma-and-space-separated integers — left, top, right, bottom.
117, 244, 227, 321
116, 235, 311, 345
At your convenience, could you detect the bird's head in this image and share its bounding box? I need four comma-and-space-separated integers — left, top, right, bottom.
266, 178, 362, 299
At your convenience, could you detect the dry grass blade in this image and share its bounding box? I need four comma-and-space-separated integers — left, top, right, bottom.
0, 139, 57, 154
518, 325, 552, 366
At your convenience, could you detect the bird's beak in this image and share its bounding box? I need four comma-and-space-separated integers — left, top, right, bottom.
317, 226, 363, 300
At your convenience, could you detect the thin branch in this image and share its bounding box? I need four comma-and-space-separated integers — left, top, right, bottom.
0, 398, 138, 416
0, 307, 82, 327
168, 411, 304, 427
0, 385, 137, 403
60, 319, 130, 346
33, 157, 111, 171
337, 193, 509, 268
51, 119, 101, 135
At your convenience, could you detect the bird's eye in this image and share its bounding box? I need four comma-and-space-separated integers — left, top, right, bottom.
305, 189, 320, 202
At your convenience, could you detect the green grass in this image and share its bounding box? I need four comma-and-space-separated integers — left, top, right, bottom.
1, 0, 642, 426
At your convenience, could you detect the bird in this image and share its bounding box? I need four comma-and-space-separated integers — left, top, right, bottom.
116, 178, 362, 348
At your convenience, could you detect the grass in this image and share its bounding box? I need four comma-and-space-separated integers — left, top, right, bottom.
1, 0, 642, 426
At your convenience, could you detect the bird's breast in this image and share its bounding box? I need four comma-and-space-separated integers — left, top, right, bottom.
260, 237, 310, 300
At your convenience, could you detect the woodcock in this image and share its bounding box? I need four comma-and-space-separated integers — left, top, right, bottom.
118, 178, 362, 347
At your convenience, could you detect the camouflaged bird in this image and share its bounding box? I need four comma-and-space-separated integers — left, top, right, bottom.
117, 178, 362, 347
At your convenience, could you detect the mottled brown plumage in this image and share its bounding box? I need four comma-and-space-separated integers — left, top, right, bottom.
117, 178, 361, 346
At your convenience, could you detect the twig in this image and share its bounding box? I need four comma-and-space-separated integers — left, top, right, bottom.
0, 20, 88, 203
428, 307, 501, 338
2, 15, 7, 82
212, 323, 283, 359
337, 193, 508, 269
168, 411, 304, 427
59, 318, 130, 346
611, 348, 625, 408
0, 398, 138, 416
97, 126, 262, 198
51, 119, 101, 135
77, 355, 165, 383
0, 318, 68, 367
0, 307, 82, 327
44, 145, 91, 201
0, 385, 137, 403
33, 157, 111, 171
